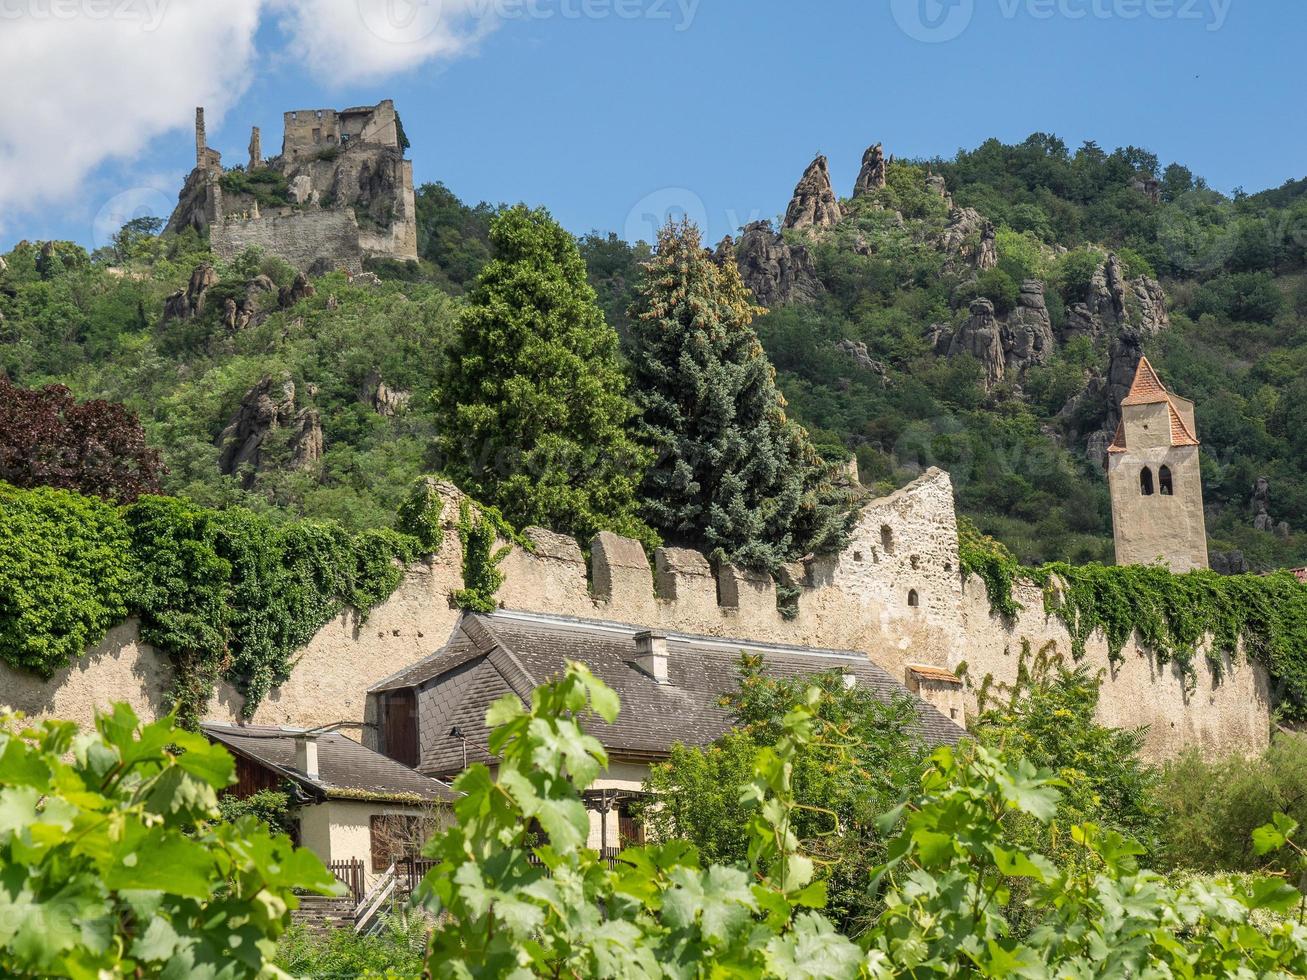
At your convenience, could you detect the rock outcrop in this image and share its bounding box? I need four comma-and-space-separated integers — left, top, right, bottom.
783, 156, 842, 231
217, 374, 323, 487
853, 143, 887, 198
359, 369, 412, 417
948, 299, 1006, 390
834, 340, 888, 383
722, 223, 823, 307
278, 272, 316, 308
1001, 280, 1055, 380
162, 263, 219, 322
1063, 253, 1169, 341
938, 208, 996, 270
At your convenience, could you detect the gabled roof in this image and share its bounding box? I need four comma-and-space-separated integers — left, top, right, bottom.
1110, 357, 1200, 451
1120, 356, 1170, 406
202, 723, 457, 805
379, 610, 966, 777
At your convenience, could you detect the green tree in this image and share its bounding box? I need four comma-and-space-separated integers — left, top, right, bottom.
641, 657, 926, 931
628, 220, 850, 571
435, 205, 655, 546
0, 703, 337, 977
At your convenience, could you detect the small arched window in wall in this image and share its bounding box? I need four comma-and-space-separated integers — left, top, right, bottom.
1140, 467, 1155, 496
908, 589, 920, 608
1159, 465, 1174, 496
881, 525, 895, 555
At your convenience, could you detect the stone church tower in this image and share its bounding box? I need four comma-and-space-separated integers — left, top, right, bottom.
1107, 357, 1209, 572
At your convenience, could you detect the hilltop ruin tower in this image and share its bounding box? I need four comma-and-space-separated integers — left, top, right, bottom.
166, 100, 418, 275
1107, 357, 1209, 572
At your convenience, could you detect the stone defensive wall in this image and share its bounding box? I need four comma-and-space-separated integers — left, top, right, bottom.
0, 469, 1270, 760
212, 208, 365, 275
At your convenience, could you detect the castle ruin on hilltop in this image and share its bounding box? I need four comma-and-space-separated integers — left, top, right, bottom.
166, 101, 418, 275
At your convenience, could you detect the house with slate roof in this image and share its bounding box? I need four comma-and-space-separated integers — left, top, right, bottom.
366, 609, 966, 852
202, 722, 456, 891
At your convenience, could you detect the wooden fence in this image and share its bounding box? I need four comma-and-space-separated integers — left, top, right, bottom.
327, 857, 366, 904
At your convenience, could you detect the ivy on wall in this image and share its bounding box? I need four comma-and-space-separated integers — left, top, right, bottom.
0, 482, 420, 727
452, 498, 511, 614
960, 518, 1307, 719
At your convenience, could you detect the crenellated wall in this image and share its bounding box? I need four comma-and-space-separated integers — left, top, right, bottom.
0, 468, 1272, 759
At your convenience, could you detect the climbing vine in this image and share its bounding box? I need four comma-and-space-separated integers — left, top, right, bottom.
960, 519, 1307, 719
957, 516, 1022, 620
451, 498, 512, 614
0, 483, 420, 728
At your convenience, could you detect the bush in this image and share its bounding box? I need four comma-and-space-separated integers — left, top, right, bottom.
0, 703, 337, 977
1156, 733, 1307, 874
0, 483, 136, 677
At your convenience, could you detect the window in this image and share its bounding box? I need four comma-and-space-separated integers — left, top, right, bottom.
1159, 465, 1174, 496
312, 127, 322, 143
1140, 467, 1155, 496
908, 589, 920, 608
370, 813, 434, 872
881, 525, 895, 555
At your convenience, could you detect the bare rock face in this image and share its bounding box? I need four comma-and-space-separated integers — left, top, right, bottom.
948, 298, 1006, 390
835, 339, 888, 383
978, 224, 998, 271
1001, 280, 1055, 380
288, 174, 317, 206
783, 156, 842, 231
926, 173, 952, 207
1211, 550, 1252, 576
1063, 254, 1168, 340
938, 208, 996, 270
724, 222, 823, 307
853, 143, 888, 198
359, 369, 412, 417
279, 272, 316, 308
217, 374, 323, 487
162, 263, 219, 322
1251, 477, 1288, 535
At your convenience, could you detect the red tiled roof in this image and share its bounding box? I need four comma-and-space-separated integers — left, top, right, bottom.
1294, 568, 1307, 584
1121, 356, 1170, 406
1112, 357, 1201, 450
1107, 420, 1128, 454
1168, 403, 1200, 447
907, 664, 964, 687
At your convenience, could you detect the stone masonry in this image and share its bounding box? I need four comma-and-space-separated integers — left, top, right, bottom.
1, 468, 1270, 762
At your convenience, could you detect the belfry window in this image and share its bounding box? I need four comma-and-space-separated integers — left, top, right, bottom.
1159, 466, 1174, 496
1140, 467, 1155, 496
881, 525, 895, 555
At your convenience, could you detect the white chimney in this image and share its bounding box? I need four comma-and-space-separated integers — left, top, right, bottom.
295, 734, 320, 780
635, 631, 669, 685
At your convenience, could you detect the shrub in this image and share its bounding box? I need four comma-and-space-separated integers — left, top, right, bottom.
1156, 733, 1307, 874
0, 377, 164, 502
0, 483, 136, 677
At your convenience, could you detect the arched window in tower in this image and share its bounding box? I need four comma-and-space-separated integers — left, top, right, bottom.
880, 525, 895, 555
908, 589, 920, 608
1159, 465, 1174, 496
1140, 467, 1155, 496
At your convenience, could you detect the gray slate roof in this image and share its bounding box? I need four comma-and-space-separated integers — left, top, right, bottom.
370, 610, 965, 777
202, 723, 457, 804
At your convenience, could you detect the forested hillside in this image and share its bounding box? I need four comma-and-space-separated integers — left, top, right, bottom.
3, 135, 1307, 572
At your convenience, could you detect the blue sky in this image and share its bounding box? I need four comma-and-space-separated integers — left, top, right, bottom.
5, 0, 1300, 250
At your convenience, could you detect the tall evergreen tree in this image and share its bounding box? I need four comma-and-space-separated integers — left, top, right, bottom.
435, 205, 655, 545
628, 220, 850, 570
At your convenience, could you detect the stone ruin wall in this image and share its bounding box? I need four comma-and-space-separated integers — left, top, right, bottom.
0, 469, 1271, 761
212, 208, 365, 276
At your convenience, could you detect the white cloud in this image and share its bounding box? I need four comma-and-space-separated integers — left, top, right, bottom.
271, 0, 500, 84
0, 1, 263, 233
0, 0, 501, 236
